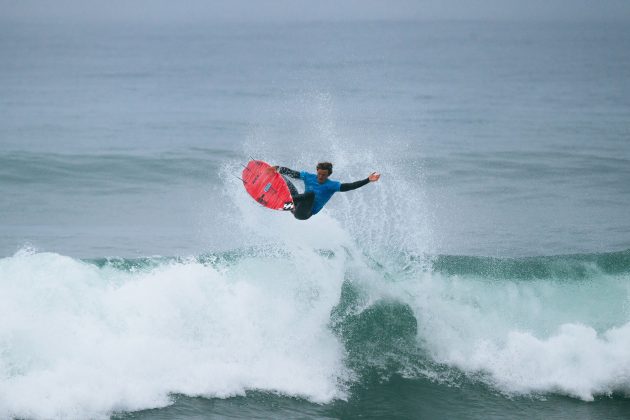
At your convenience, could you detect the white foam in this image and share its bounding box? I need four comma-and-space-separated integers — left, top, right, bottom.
0, 249, 349, 419
461, 322, 630, 400
395, 271, 630, 400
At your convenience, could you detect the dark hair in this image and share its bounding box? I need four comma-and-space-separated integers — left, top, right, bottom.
316, 162, 333, 175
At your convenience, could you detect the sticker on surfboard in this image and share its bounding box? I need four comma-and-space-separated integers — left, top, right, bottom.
241, 160, 294, 211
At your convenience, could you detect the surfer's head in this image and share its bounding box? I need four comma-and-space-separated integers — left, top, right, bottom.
316, 162, 333, 183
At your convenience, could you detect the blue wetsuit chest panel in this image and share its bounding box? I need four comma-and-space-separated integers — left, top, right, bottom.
300, 172, 341, 214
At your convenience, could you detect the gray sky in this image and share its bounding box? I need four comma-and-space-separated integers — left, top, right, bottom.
2, 0, 629, 23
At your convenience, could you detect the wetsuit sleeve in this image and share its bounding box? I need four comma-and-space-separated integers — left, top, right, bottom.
339, 178, 370, 192
277, 166, 301, 179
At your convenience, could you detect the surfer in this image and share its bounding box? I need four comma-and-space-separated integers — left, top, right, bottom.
268, 162, 380, 220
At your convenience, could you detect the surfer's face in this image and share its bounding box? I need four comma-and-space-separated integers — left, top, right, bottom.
316, 168, 330, 183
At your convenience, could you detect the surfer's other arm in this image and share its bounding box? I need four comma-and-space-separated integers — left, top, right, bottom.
340, 172, 380, 192
268, 165, 301, 179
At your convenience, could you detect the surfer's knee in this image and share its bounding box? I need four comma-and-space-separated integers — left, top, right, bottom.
294, 212, 312, 220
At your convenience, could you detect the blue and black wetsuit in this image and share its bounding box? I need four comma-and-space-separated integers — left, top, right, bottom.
278, 167, 371, 220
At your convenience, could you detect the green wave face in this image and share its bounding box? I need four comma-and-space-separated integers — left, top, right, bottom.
430, 249, 630, 280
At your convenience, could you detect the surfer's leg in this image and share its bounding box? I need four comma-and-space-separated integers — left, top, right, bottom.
293, 191, 315, 220
283, 176, 299, 197
281, 176, 314, 219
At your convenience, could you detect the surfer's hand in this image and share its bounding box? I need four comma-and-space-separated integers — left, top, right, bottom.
368, 172, 380, 182
267, 165, 278, 174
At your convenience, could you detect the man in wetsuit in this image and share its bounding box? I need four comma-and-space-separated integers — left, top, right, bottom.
268, 162, 381, 220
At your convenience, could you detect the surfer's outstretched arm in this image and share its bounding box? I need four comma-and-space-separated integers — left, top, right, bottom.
340, 172, 380, 192
340, 178, 369, 192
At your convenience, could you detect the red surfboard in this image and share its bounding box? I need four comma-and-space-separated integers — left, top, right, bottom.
241, 160, 294, 211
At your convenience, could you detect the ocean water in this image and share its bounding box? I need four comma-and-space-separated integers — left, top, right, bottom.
1, 19, 630, 419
